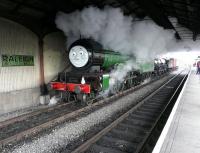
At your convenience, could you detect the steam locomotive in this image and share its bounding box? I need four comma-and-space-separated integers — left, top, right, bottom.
50, 39, 173, 104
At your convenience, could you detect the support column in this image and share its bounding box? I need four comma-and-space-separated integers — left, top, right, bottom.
39, 38, 48, 95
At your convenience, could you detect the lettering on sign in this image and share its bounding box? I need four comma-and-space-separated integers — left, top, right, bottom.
2, 54, 34, 66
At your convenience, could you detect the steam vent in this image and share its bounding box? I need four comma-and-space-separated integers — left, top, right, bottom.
0, 0, 200, 153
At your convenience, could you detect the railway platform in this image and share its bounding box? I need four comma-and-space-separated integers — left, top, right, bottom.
153, 70, 200, 153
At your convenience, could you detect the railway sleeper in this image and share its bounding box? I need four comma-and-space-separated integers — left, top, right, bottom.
132, 110, 159, 117
88, 144, 126, 153
122, 119, 152, 129
126, 115, 155, 123
118, 123, 149, 132
107, 129, 144, 143
150, 93, 170, 98
151, 93, 171, 98
130, 114, 157, 121
124, 118, 153, 127
116, 124, 147, 135
136, 107, 161, 114
131, 111, 157, 118
143, 103, 164, 109
96, 136, 137, 153
142, 104, 163, 109
146, 98, 168, 104
146, 101, 168, 107
144, 101, 164, 106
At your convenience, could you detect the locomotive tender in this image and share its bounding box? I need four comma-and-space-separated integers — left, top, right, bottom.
50, 39, 169, 104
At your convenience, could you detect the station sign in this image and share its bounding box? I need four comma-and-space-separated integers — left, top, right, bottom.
1, 54, 34, 67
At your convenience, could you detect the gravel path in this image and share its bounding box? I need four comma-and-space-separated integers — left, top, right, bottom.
4, 75, 174, 153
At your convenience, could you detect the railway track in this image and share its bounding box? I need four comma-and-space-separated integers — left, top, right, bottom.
0, 72, 177, 150
69, 70, 188, 153
0, 102, 73, 128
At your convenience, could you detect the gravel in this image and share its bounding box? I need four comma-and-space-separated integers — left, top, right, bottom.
4, 75, 174, 153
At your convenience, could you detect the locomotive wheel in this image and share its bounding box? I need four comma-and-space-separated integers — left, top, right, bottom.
77, 94, 91, 106
111, 81, 123, 94
60, 91, 70, 102
85, 98, 93, 106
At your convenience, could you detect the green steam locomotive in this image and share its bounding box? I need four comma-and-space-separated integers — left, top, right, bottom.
50, 39, 163, 104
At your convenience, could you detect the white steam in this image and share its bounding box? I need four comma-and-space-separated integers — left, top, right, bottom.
49, 96, 60, 106
108, 60, 138, 93
110, 61, 136, 83
55, 6, 184, 94
55, 6, 175, 59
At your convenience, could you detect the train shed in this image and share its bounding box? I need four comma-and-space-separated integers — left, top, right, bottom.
0, 0, 200, 153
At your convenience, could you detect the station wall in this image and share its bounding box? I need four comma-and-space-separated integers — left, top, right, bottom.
0, 17, 40, 92
0, 17, 40, 114
43, 32, 68, 83
0, 18, 68, 114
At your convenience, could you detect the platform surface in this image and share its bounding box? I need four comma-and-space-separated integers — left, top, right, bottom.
154, 70, 200, 153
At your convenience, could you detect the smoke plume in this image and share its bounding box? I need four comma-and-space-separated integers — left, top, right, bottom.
55, 6, 175, 60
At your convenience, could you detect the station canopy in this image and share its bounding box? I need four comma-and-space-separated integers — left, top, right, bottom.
0, 0, 200, 40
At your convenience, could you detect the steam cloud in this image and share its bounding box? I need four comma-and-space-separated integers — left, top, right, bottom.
108, 60, 138, 93
55, 6, 177, 94
55, 6, 199, 94
55, 6, 176, 59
